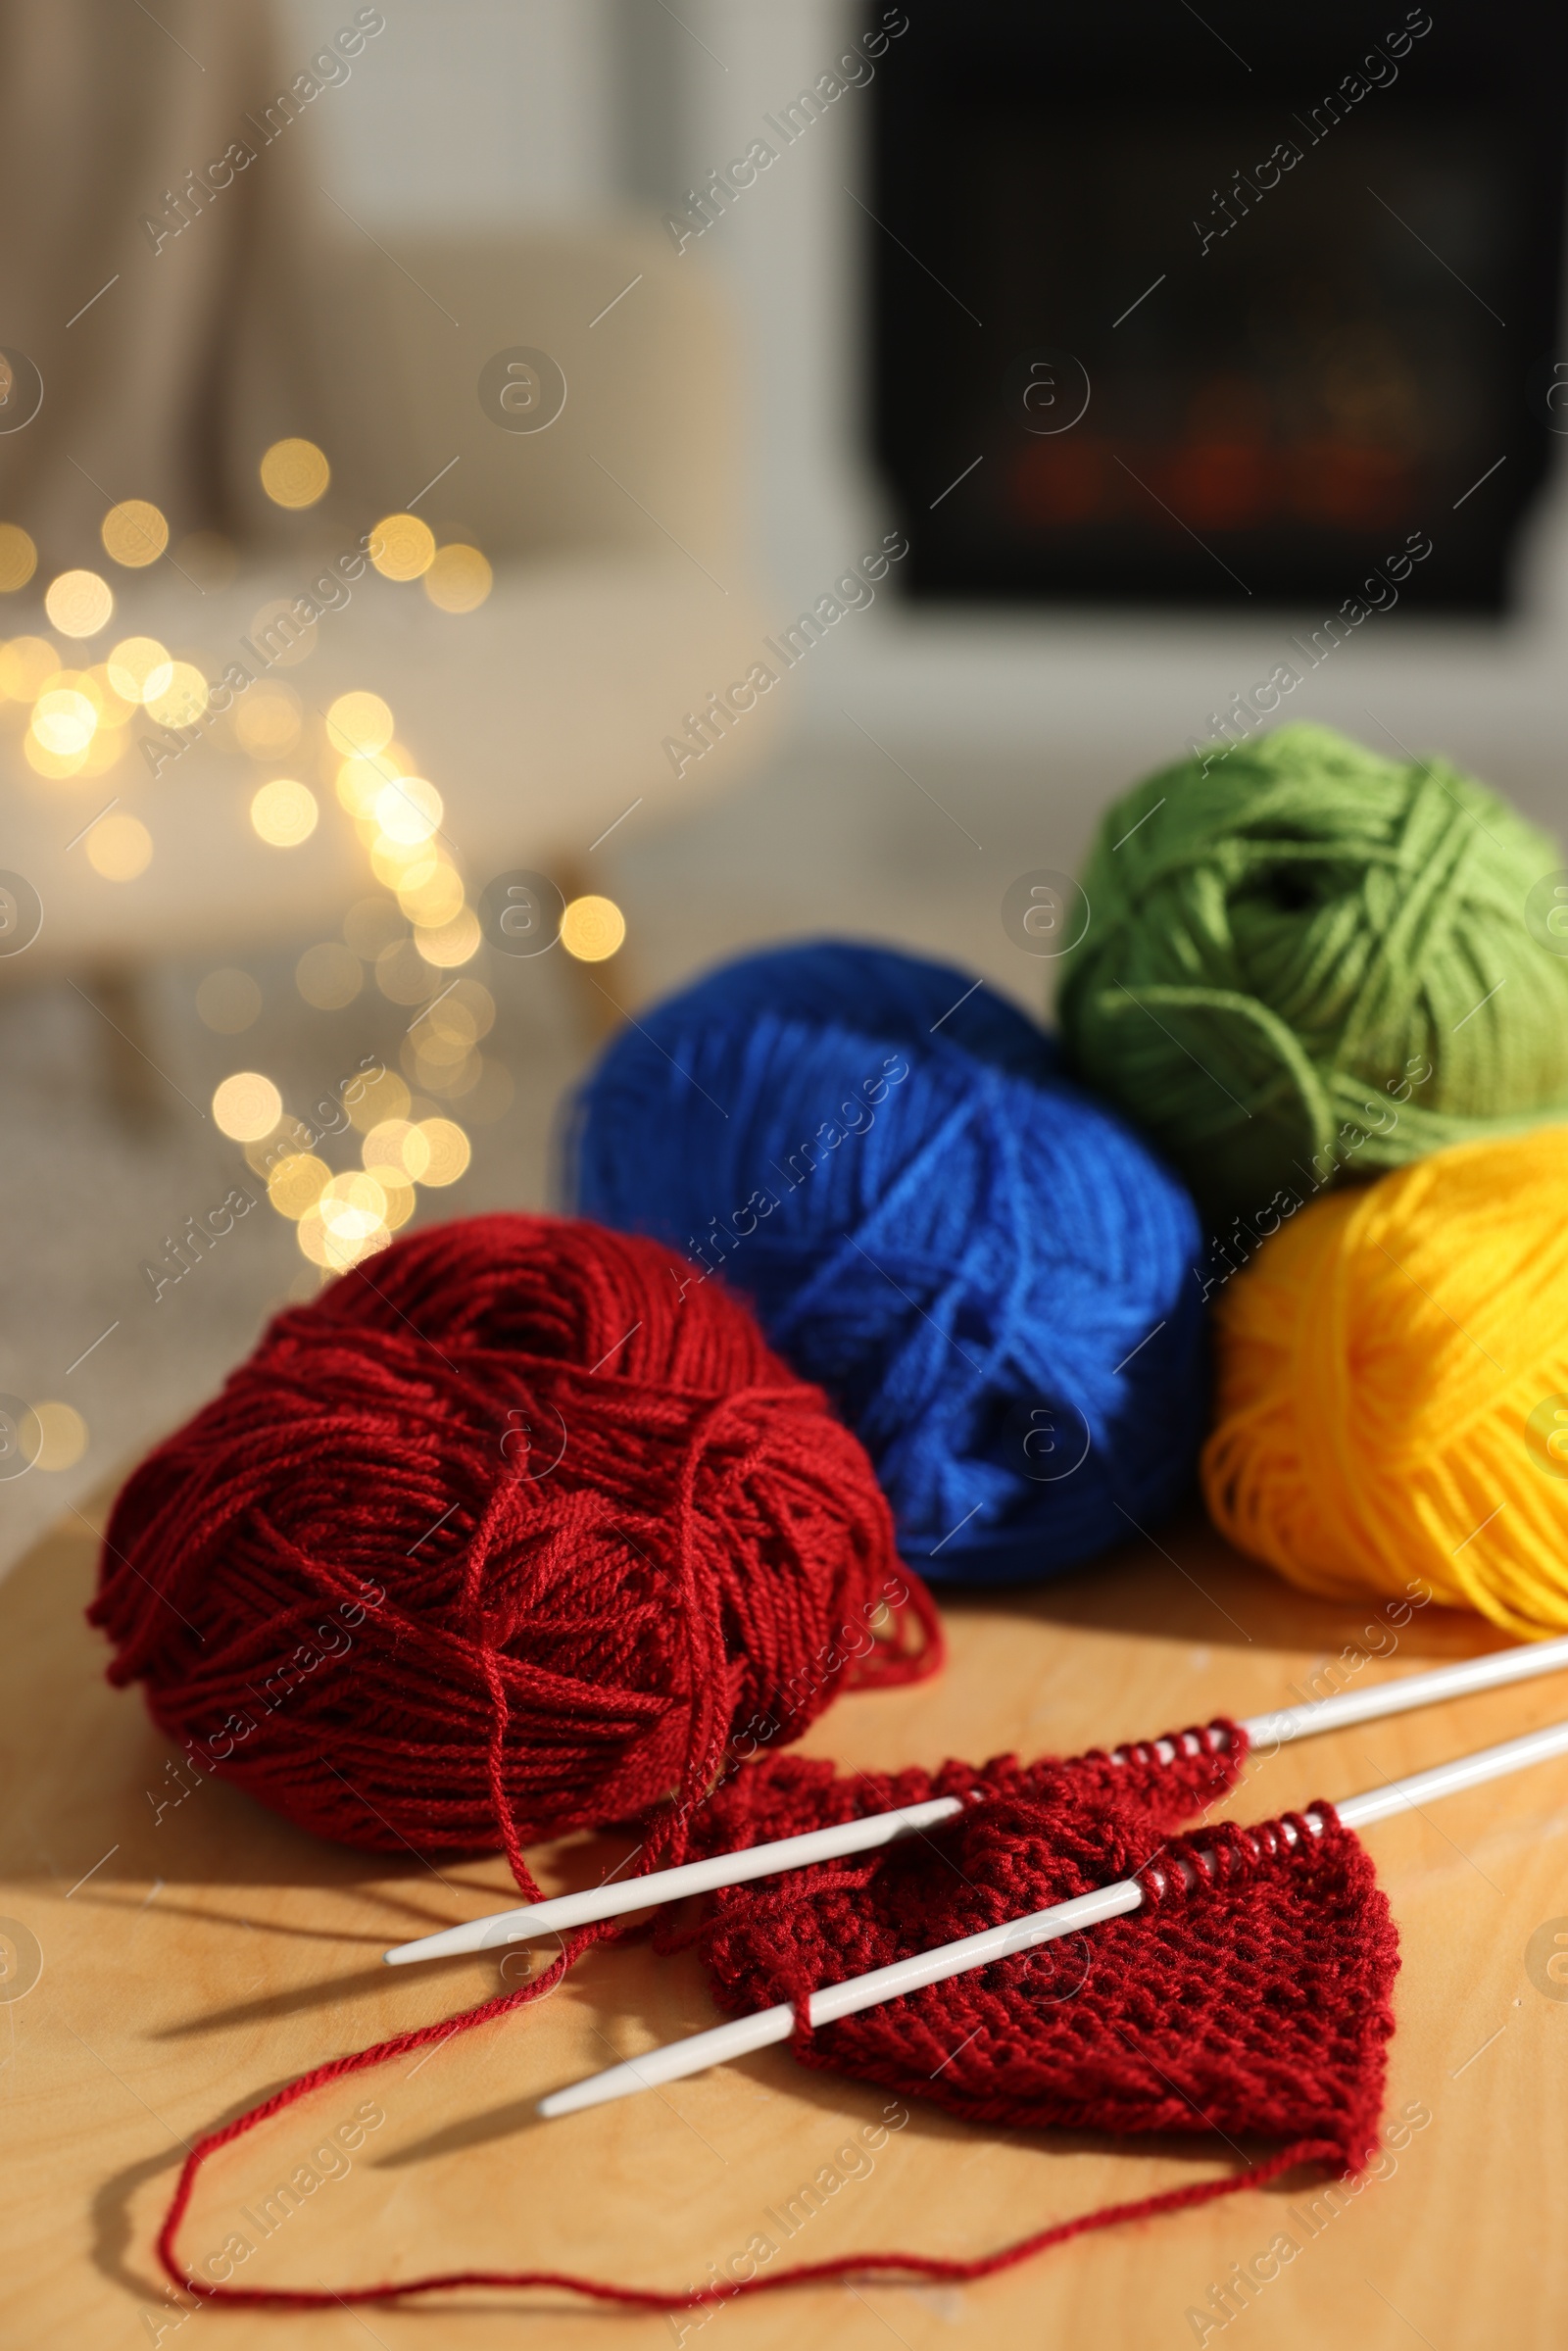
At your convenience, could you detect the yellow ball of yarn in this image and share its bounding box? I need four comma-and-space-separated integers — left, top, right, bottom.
1202, 1129, 1568, 1639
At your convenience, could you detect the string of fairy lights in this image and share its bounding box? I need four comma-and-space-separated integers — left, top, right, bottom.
3, 436, 628, 1473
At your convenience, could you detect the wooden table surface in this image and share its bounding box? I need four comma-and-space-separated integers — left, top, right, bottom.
5, 1489, 1567, 2351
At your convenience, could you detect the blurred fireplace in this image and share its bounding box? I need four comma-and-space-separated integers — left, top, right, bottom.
868, 0, 1568, 611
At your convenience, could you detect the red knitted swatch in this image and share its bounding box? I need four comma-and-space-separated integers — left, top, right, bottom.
90, 1214, 941, 1891
696, 1785, 1397, 2161
153, 1724, 1398, 2315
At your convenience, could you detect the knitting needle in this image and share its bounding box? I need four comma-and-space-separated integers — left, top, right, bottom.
385, 1796, 968, 1965
537, 1714, 1568, 2119
383, 1634, 1568, 1965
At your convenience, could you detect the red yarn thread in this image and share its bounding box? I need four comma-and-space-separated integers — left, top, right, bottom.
90, 1214, 942, 1892
151, 1724, 1398, 2314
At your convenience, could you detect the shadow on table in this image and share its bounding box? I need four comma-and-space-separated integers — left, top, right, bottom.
934, 1498, 1506, 1664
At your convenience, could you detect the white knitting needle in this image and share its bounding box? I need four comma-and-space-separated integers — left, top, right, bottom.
383, 1634, 1568, 1966
537, 1714, 1568, 2119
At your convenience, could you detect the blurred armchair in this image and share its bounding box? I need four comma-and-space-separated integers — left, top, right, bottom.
0, 0, 775, 987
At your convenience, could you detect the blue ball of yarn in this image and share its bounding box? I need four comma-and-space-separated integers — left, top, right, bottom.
568, 941, 1207, 1583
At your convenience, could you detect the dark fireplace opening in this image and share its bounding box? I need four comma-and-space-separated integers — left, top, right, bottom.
868, 1, 1568, 612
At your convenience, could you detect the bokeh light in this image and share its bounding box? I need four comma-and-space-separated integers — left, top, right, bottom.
440, 978, 493, 1041
416, 911, 479, 968
82, 664, 136, 728
413, 1117, 470, 1186
243, 1113, 313, 1178
338, 761, 394, 827
374, 938, 438, 1004
0, 524, 37, 592
368, 836, 429, 889
260, 438, 330, 509
77, 727, 125, 777
144, 661, 210, 728
234, 682, 302, 757
190, 636, 506, 1222
416, 907, 481, 966
31, 1400, 87, 1472
410, 1009, 475, 1068
106, 636, 173, 705
373, 774, 442, 845
250, 777, 318, 847
297, 1206, 391, 1272
325, 690, 394, 759
390, 857, 444, 903
101, 500, 169, 568
293, 1207, 331, 1267
296, 941, 364, 1008
0, 636, 58, 700
267, 1153, 330, 1220
213, 1070, 283, 1142
45, 569, 114, 639
31, 687, 98, 757
364, 1117, 432, 1183
396, 860, 465, 927
368, 514, 436, 581
195, 968, 262, 1033
408, 1047, 481, 1101
85, 811, 152, 881
423, 544, 493, 613
561, 894, 626, 961
46, 663, 104, 713
24, 733, 86, 780
248, 596, 317, 666
345, 1065, 412, 1133
319, 1171, 387, 1236
295, 1171, 395, 1271
378, 1175, 416, 1230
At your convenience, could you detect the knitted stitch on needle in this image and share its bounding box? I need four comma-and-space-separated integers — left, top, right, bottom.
674, 1716, 1251, 1873
153, 1715, 1399, 2313
695, 1780, 1396, 2160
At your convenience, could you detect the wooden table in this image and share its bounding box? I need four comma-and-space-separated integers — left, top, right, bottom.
5, 1491, 1565, 2350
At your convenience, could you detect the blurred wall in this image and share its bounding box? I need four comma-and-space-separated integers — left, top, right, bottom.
286, 0, 616, 224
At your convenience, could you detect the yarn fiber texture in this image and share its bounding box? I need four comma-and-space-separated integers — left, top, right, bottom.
697, 1784, 1396, 2169
90, 1213, 942, 1874
157, 1718, 1406, 2314
678, 1714, 1250, 1860
1202, 1130, 1568, 1638
1056, 723, 1568, 1217
570, 940, 1206, 1584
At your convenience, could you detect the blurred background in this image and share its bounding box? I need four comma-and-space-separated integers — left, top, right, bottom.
1, 0, 1565, 1567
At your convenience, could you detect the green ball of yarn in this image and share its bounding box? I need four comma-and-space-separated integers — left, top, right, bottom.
1056, 723, 1568, 1216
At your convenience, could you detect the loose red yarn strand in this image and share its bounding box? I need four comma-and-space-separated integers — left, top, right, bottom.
154, 1754, 1396, 2318
162, 2119, 1323, 2314
157, 1932, 595, 2304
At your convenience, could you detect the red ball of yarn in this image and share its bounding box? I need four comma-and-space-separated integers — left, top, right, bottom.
90, 1214, 941, 1878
